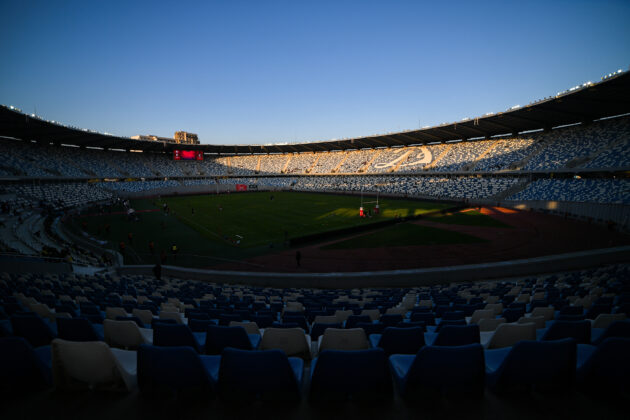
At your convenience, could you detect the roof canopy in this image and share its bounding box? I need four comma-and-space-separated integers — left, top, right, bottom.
1, 72, 629, 154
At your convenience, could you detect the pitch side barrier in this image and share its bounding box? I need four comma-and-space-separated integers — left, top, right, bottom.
117, 245, 630, 289
474, 199, 630, 232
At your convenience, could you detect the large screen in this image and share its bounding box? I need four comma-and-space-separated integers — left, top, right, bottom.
173, 150, 204, 160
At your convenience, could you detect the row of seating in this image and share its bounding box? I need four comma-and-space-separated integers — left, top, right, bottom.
2, 334, 628, 400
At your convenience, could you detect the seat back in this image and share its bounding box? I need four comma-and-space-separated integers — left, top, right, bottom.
591, 313, 626, 329
51, 338, 130, 391
517, 315, 545, 329
531, 306, 555, 322
478, 317, 506, 332
487, 338, 576, 392
470, 309, 494, 325
132, 308, 155, 325
593, 320, 630, 345
10, 315, 56, 347
259, 327, 310, 358
577, 337, 630, 390
218, 348, 301, 401
310, 348, 391, 401
205, 325, 252, 355
0, 337, 51, 393
311, 322, 342, 340
138, 344, 212, 395
105, 307, 128, 320
360, 309, 380, 322
541, 320, 591, 344
487, 322, 536, 349
229, 321, 261, 335
104, 319, 145, 349
376, 327, 424, 356
153, 323, 201, 353
320, 328, 368, 351
433, 325, 480, 346
57, 317, 101, 342
403, 344, 484, 398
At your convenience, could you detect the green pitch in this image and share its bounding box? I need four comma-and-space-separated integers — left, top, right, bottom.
71, 191, 451, 267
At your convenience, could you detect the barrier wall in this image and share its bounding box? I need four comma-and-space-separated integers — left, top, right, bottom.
117, 245, 630, 289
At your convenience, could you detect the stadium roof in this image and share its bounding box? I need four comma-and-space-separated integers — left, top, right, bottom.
2, 71, 630, 154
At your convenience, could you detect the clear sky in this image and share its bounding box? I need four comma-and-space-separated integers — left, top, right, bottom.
1, 0, 629, 145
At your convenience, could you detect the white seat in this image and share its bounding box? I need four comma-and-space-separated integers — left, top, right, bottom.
591, 313, 626, 329
486, 322, 536, 349
51, 338, 137, 391
318, 328, 369, 352
478, 317, 506, 332
259, 327, 311, 359
104, 319, 153, 350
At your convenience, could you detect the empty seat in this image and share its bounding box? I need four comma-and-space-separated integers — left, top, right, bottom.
105, 307, 129, 320
369, 327, 425, 356
485, 338, 576, 394
205, 325, 259, 355
530, 307, 555, 322
470, 309, 495, 325
104, 319, 152, 350
218, 348, 303, 401
138, 344, 219, 397
389, 344, 485, 399
51, 338, 137, 391
540, 320, 591, 344
153, 324, 203, 353
591, 320, 630, 345
478, 318, 506, 332
57, 318, 103, 342
591, 313, 626, 329
310, 322, 342, 340
0, 337, 51, 393
132, 308, 155, 325
319, 328, 369, 352
576, 338, 630, 393
486, 323, 536, 349
229, 321, 261, 335
433, 325, 480, 347
259, 327, 311, 359
517, 315, 545, 329
10, 315, 56, 348
310, 348, 392, 401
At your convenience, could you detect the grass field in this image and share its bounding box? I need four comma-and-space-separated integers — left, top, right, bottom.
70, 191, 454, 267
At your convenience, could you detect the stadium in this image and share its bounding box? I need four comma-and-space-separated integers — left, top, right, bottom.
1, 2, 630, 419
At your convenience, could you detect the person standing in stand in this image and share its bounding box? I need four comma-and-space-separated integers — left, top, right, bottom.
295, 250, 301, 267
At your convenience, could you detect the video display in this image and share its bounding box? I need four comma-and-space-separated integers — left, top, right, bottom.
173, 150, 204, 160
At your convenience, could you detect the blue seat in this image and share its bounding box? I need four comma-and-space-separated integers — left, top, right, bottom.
502, 308, 525, 323
441, 311, 465, 321
218, 313, 242, 326
485, 338, 576, 393
379, 314, 403, 327
137, 344, 219, 397
218, 348, 303, 401
433, 325, 480, 346
397, 320, 424, 328
591, 320, 630, 345
57, 317, 103, 342
389, 344, 485, 399
356, 322, 386, 336
0, 337, 51, 393
540, 320, 591, 344
153, 324, 203, 353
309, 348, 392, 401
205, 325, 258, 355
251, 315, 274, 329
369, 327, 425, 356
345, 315, 371, 329
577, 338, 630, 393
10, 315, 56, 348
411, 312, 435, 325
189, 318, 215, 332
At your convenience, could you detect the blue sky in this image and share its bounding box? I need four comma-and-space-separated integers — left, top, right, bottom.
1, 0, 629, 145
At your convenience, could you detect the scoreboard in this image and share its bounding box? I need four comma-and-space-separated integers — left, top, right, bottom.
173, 150, 204, 161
